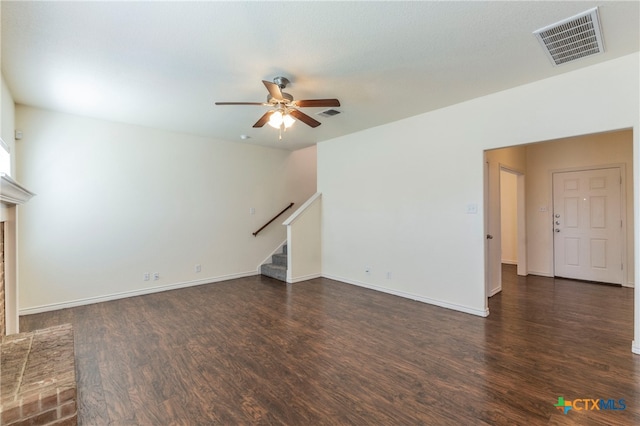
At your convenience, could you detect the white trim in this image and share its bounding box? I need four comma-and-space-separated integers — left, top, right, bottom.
322, 273, 489, 317
484, 156, 490, 309
632, 341, 640, 355
19, 270, 258, 315
0, 137, 9, 153
488, 286, 502, 297
282, 192, 321, 226
257, 239, 287, 272
0, 173, 35, 205
501, 260, 517, 265
287, 273, 322, 284
528, 270, 554, 278
624, 282, 635, 288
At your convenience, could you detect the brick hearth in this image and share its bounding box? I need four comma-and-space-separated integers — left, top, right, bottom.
0, 324, 77, 425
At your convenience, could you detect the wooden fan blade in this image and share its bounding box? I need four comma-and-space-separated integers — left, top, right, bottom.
295, 99, 341, 108
253, 111, 275, 128
289, 109, 321, 128
215, 102, 266, 106
262, 80, 284, 101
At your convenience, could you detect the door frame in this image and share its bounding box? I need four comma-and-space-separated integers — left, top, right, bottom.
484, 157, 491, 301
550, 163, 628, 285
484, 154, 528, 300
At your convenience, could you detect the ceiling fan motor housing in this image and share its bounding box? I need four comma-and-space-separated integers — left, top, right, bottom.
273, 76, 290, 89
267, 92, 293, 104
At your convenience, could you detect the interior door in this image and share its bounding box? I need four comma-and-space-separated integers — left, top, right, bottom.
553, 168, 622, 284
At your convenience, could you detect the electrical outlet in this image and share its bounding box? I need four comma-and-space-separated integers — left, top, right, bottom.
153, 272, 159, 281
195, 264, 201, 273
365, 266, 371, 275
386, 272, 392, 280
143, 272, 150, 281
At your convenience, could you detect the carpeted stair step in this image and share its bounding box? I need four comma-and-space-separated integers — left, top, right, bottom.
271, 253, 287, 267
260, 263, 287, 281
260, 244, 288, 282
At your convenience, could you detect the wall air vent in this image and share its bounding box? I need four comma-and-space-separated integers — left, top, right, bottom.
317, 109, 341, 118
533, 7, 604, 66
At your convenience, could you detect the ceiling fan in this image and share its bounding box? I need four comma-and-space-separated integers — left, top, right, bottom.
215, 77, 340, 131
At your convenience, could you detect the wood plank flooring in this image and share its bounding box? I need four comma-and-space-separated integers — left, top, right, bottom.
19, 265, 640, 425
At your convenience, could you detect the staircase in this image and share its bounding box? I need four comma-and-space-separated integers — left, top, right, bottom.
260, 244, 287, 282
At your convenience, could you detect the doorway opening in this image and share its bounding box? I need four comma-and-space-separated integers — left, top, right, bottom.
484, 129, 634, 300
485, 165, 526, 297
500, 167, 526, 278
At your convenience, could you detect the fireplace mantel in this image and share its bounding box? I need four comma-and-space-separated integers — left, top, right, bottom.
1, 173, 35, 206
1, 173, 34, 335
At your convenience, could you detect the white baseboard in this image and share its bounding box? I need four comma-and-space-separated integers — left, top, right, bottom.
528, 271, 634, 287
19, 270, 259, 316
632, 341, 640, 355
489, 286, 502, 297
322, 273, 489, 317
287, 273, 321, 284
527, 270, 554, 278
501, 260, 517, 265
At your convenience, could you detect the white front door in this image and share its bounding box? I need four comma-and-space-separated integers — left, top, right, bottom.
553, 168, 623, 284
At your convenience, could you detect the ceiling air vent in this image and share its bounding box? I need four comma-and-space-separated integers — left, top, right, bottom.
317, 109, 341, 118
533, 7, 604, 66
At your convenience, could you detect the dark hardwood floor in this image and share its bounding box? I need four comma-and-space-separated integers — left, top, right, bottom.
20, 265, 640, 425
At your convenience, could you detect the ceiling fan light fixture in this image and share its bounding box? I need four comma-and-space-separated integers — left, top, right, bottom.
282, 113, 295, 128
268, 110, 283, 128
268, 110, 295, 129
215, 76, 339, 130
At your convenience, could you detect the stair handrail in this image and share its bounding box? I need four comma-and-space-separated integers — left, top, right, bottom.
252, 202, 294, 237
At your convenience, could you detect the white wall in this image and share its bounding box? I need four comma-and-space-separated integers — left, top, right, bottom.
285, 193, 322, 283
500, 170, 518, 264
1, 75, 16, 174
318, 53, 639, 321
16, 106, 316, 312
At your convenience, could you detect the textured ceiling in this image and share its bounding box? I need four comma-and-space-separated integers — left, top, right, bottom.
2, 1, 639, 150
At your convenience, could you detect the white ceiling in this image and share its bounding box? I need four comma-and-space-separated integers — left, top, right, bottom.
2, 1, 639, 151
